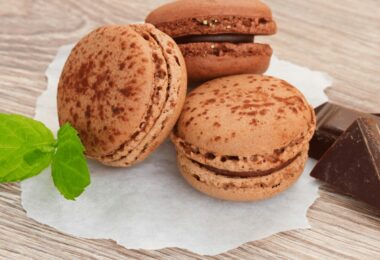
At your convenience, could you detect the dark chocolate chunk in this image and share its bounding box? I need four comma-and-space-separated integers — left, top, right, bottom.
175, 34, 255, 44
311, 118, 380, 209
309, 103, 380, 160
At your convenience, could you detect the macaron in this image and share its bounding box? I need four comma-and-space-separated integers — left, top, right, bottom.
146, 0, 277, 82
57, 24, 187, 167
171, 75, 316, 201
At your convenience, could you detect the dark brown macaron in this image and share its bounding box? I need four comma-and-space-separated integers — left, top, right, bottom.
146, 0, 277, 82
57, 24, 187, 167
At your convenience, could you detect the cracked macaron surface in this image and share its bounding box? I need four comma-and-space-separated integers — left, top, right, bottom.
146, 0, 277, 82
171, 74, 316, 201
57, 24, 187, 167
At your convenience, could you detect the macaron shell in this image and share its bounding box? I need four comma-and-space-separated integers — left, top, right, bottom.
58, 24, 187, 167
101, 24, 188, 166
177, 149, 308, 201
146, 0, 276, 37
176, 75, 316, 160
58, 25, 157, 158
180, 42, 272, 82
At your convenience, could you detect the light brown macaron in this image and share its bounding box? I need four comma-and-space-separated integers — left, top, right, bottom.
171, 75, 316, 201
146, 0, 277, 82
57, 24, 187, 167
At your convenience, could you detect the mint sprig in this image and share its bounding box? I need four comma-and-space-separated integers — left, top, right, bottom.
0, 114, 55, 182
52, 124, 90, 200
0, 114, 90, 200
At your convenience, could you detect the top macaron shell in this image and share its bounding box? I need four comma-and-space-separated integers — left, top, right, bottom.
171, 75, 316, 172
58, 24, 187, 166
146, 0, 277, 37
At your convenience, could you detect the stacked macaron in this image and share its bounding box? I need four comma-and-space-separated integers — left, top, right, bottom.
171, 75, 316, 201
146, 0, 276, 82
57, 0, 317, 201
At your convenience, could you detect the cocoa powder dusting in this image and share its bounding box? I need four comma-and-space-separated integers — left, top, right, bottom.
214, 136, 222, 142
260, 109, 268, 116
85, 105, 91, 118
119, 87, 135, 97
203, 99, 216, 106
119, 62, 126, 70
73, 113, 78, 123
213, 122, 221, 127
250, 119, 258, 126
112, 106, 125, 116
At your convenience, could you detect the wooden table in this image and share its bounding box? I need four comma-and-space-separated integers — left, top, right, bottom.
1, 0, 379, 259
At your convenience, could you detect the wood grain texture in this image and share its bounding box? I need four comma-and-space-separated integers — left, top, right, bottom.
0, 0, 379, 259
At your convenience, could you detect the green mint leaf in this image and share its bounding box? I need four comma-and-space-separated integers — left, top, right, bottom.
0, 114, 55, 182
51, 123, 90, 200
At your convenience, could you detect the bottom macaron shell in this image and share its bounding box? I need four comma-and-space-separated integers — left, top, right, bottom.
177, 150, 308, 202
179, 43, 272, 82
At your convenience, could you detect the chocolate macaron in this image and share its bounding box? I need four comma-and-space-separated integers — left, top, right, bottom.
171, 75, 316, 201
58, 24, 187, 167
146, 0, 277, 82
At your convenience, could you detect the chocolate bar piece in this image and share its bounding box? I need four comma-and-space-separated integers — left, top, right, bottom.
311, 118, 380, 209
309, 103, 380, 160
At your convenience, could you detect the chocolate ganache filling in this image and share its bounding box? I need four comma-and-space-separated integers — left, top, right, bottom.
192, 153, 301, 178
175, 34, 255, 44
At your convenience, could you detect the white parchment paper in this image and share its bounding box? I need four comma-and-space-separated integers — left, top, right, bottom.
21, 44, 332, 255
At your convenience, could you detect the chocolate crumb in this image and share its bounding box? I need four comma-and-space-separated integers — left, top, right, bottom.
193, 175, 201, 181
205, 152, 216, 160
174, 56, 180, 66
